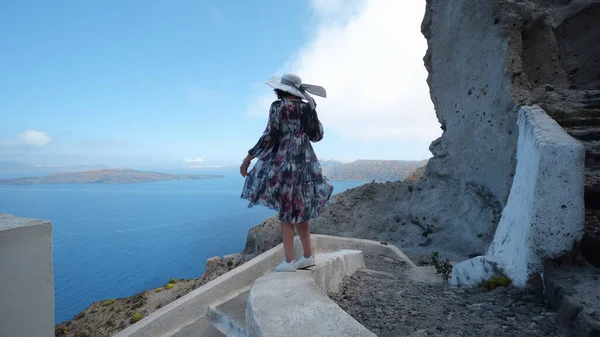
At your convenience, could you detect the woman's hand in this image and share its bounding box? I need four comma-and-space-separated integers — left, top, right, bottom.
240, 161, 249, 177
240, 156, 253, 177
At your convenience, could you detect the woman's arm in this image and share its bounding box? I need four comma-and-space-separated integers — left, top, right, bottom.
302, 105, 324, 142
247, 100, 282, 158
242, 154, 255, 165
240, 101, 282, 177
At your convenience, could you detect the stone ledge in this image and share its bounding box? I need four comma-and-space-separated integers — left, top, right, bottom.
543, 266, 600, 337
311, 235, 417, 268
246, 250, 375, 337
0, 214, 54, 337
452, 105, 585, 287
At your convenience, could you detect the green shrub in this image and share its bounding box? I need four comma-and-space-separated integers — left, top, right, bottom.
431, 251, 453, 283
106, 320, 114, 326
227, 260, 233, 267
481, 275, 512, 291
103, 299, 115, 306
54, 327, 66, 336
130, 312, 143, 324
165, 283, 175, 290
169, 278, 177, 284
155, 288, 162, 293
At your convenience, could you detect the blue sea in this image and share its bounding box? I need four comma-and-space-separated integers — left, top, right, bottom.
0, 172, 365, 324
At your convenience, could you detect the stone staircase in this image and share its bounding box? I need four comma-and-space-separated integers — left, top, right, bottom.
172, 291, 249, 337
535, 89, 600, 336
540, 89, 600, 267
172, 316, 227, 337
206, 290, 248, 337
169, 250, 372, 337
112, 236, 414, 337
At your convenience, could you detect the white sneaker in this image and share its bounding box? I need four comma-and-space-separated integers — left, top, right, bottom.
296, 255, 316, 269
275, 259, 296, 272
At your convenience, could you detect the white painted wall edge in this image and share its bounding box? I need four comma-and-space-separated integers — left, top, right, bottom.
451, 105, 585, 287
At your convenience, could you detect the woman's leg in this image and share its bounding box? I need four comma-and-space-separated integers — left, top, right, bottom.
281, 222, 295, 262
295, 221, 312, 258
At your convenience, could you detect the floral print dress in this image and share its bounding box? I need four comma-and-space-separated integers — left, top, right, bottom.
241, 97, 334, 224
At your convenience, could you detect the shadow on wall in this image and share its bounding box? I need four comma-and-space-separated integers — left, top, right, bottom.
521, 3, 600, 91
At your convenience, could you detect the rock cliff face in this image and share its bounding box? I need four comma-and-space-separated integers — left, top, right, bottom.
421, 0, 520, 206
421, 0, 600, 266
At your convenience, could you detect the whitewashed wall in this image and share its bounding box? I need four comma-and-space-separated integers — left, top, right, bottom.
452, 105, 585, 287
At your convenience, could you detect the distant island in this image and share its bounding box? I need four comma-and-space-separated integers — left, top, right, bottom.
320, 159, 428, 182
0, 169, 224, 185
0, 160, 111, 176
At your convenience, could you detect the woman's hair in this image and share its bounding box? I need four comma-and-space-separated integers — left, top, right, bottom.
274, 89, 301, 100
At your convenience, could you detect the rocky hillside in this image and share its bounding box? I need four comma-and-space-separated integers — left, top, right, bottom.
320, 159, 428, 182
404, 165, 426, 182
55, 253, 251, 337
243, 178, 501, 264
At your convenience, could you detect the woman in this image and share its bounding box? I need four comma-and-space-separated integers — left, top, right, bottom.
240, 73, 333, 272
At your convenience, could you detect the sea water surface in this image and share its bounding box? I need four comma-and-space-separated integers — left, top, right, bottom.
0, 173, 365, 323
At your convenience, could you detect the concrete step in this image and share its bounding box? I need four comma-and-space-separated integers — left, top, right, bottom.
310, 250, 368, 294
172, 316, 226, 337
584, 98, 600, 109
543, 265, 600, 336
560, 117, 600, 128
207, 291, 249, 337
584, 91, 600, 99
246, 249, 375, 337
567, 128, 600, 142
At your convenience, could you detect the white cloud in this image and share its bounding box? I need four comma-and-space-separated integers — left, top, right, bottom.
18, 130, 52, 146
0, 129, 54, 148
184, 157, 205, 163
248, 0, 440, 143
310, 0, 364, 20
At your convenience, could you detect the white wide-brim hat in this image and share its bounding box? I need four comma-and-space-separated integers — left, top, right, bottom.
266, 73, 326, 109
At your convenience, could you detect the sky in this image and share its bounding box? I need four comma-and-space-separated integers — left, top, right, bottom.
0, 0, 441, 170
